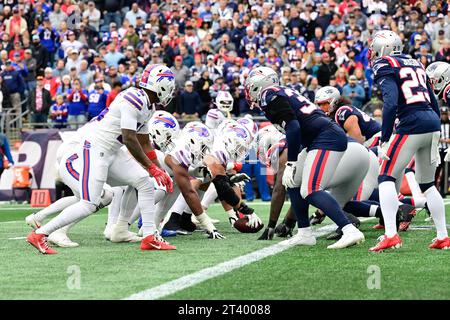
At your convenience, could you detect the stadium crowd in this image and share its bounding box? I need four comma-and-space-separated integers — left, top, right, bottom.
0, 0, 449, 128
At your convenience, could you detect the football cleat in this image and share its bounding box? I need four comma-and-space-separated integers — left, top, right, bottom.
161, 229, 177, 237
398, 204, 416, 231
103, 224, 113, 241
258, 227, 275, 240
326, 228, 343, 241
285, 232, 316, 246
372, 223, 385, 230
327, 228, 364, 249
369, 234, 402, 252
274, 219, 294, 238
48, 229, 79, 248
429, 237, 450, 250
309, 210, 325, 225
26, 231, 57, 254
110, 224, 142, 243
25, 213, 42, 230
141, 232, 176, 250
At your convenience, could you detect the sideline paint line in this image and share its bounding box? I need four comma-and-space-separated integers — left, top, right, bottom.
124, 218, 373, 300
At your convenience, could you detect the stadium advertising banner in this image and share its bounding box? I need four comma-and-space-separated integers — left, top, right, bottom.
0, 129, 63, 201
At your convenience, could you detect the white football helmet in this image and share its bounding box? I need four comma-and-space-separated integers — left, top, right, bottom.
205, 109, 226, 130
237, 115, 258, 142
315, 86, 341, 113
368, 30, 403, 62
139, 64, 175, 107
217, 118, 238, 133
426, 62, 450, 96
244, 66, 279, 108
256, 125, 285, 167
215, 91, 234, 113
149, 111, 180, 152
221, 123, 252, 162
182, 122, 214, 166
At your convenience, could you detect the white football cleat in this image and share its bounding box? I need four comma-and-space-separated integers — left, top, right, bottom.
103, 224, 114, 241
25, 213, 42, 230
327, 226, 365, 249
110, 223, 142, 243
284, 227, 316, 246
48, 229, 79, 248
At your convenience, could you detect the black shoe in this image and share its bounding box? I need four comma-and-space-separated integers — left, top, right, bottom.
258, 227, 275, 240
163, 212, 181, 231
326, 228, 343, 240
398, 204, 416, 231
345, 212, 361, 228
180, 212, 197, 232
274, 220, 293, 238
310, 210, 325, 225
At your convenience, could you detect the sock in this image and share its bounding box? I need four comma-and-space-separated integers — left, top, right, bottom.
306, 191, 351, 228
287, 188, 310, 228
201, 184, 218, 209
106, 187, 125, 226
379, 181, 399, 237
342, 223, 358, 234
225, 209, 235, 219
424, 186, 448, 240
34, 196, 78, 221
136, 178, 156, 237
168, 193, 188, 215
37, 201, 96, 235
117, 186, 137, 223
343, 201, 373, 217
127, 206, 141, 225
268, 219, 277, 229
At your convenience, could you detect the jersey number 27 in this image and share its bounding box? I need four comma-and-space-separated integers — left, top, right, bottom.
399, 67, 430, 105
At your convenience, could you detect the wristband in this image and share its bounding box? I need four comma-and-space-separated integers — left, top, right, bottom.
233, 162, 243, 172
146, 150, 157, 161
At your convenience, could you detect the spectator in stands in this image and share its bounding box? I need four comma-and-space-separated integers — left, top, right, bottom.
342, 75, 365, 108
31, 34, 49, 73
49, 95, 68, 129
23, 49, 37, 91
87, 79, 109, 120
125, 3, 148, 28
178, 81, 202, 120
171, 55, 191, 92
106, 81, 122, 107
195, 69, 213, 115
83, 1, 101, 32
67, 78, 88, 129
43, 67, 60, 101
56, 75, 72, 100
29, 74, 52, 128
317, 52, 338, 87
0, 132, 14, 179
2, 60, 25, 113
49, 3, 68, 31
5, 6, 28, 40
209, 76, 229, 100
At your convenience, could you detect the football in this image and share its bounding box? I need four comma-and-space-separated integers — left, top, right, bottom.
233, 217, 264, 233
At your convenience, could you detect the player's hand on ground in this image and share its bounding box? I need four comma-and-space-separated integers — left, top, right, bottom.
258, 227, 275, 240
282, 161, 297, 188
378, 142, 390, 161
227, 210, 239, 226
246, 213, 262, 228
148, 164, 173, 192
207, 230, 226, 239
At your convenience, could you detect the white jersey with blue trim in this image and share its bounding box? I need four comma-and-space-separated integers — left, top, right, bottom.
86, 86, 154, 153
210, 138, 231, 167
168, 139, 196, 170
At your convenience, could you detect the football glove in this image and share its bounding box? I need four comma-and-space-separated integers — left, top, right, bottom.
207, 230, 225, 239
282, 161, 297, 188
258, 227, 275, 240
378, 142, 390, 161
227, 210, 239, 226
309, 210, 325, 225
246, 213, 262, 228
148, 164, 173, 193
445, 148, 450, 162
274, 221, 293, 238
230, 173, 251, 185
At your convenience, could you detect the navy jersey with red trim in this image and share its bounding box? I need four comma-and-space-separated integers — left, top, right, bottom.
334, 105, 381, 140
260, 85, 347, 151
372, 54, 440, 141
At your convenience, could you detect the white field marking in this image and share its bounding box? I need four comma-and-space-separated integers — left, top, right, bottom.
8, 236, 27, 240
0, 207, 36, 211
124, 218, 374, 300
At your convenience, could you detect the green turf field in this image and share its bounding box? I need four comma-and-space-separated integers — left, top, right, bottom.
0, 201, 449, 300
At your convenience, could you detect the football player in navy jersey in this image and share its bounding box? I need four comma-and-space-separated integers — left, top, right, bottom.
315, 86, 382, 149
369, 30, 449, 251
426, 62, 450, 110
245, 66, 365, 249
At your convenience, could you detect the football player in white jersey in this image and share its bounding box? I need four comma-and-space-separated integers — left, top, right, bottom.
26, 64, 176, 254
204, 91, 233, 133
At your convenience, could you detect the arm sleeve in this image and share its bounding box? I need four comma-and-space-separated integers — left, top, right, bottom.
427, 81, 440, 117
379, 75, 398, 142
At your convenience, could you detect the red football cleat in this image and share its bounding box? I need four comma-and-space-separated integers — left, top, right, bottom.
141, 233, 176, 251
429, 237, 450, 250
369, 234, 402, 252
372, 224, 385, 230
26, 231, 57, 254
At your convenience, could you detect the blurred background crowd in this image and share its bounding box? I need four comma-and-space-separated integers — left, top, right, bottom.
1, 0, 450, 199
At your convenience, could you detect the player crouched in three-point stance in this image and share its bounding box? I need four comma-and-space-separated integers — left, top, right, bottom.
369, 31, 449, 251
26, 64, 176, 254
245, 66, 365, 249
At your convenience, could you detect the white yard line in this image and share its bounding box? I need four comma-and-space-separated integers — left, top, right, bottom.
8, 236, 26, 240
124, 218, 374, 300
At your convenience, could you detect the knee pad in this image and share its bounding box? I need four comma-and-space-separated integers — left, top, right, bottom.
212, 175, 240, 207
419, 182, 434, 193
99, 186, 114, 209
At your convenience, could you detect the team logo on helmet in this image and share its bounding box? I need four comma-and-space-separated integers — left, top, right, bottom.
228, 126, 248, 139
153, 116, 177, 128
156, 70, 175, 82
187, 126, 210, 137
